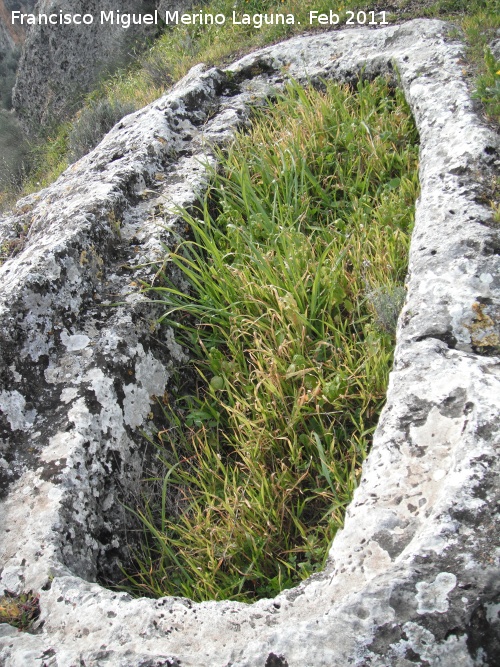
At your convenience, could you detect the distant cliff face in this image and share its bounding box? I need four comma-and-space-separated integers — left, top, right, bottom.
11, 0, 167, 129
0, 1, 35, 108
0, 0, 35, 51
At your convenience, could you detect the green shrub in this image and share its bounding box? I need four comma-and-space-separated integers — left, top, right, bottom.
68, 98, 137, 162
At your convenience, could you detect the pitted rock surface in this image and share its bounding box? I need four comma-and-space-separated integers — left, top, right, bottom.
0, 19, 499, 666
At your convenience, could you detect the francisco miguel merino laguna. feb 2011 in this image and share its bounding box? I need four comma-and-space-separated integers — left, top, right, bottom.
11, 9, 390, 28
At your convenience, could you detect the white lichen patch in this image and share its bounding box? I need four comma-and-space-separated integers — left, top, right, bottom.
0, 390, 37, 430
486, 602, 500, 624
134, 346, 169, 395
123, 384, 153, 429
60, 331, 91, 352
118, 347, 170, 428
41, 431, 79, 464
395, 622, 475, 665
85, 368, 126, 439
60, 387, 79, 404
68, 397, 93, 430
163, 326, 189, 364
415, 572, 457, 614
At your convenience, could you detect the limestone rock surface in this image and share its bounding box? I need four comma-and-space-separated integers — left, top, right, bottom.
0, 19, 499, 667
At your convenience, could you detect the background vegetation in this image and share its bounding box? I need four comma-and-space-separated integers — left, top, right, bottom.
0, 109, 27, 194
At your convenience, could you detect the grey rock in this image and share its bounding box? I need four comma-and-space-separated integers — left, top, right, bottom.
0, 0, 34, 108
12, 0, 200, 129
489, 38, 500, 62
0, 19, 499, 667
0, 0, 35, 53
0, 11, 15, 55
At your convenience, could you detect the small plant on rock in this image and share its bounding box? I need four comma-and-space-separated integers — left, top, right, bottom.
473, 47, 500, 119
0, 591, 40, 632
366, 285, 406, 337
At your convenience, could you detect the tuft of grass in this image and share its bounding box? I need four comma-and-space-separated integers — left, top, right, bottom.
367, 285, 407, 336
473, 47, 500, 119
0, 591, 40, 632
122, 77, 420, 602
459, 0, 500, 121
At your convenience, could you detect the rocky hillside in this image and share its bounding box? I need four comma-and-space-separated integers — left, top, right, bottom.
12, 0, 197, 130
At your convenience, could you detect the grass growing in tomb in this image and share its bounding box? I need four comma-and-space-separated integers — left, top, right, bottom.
122, 77, 420, 602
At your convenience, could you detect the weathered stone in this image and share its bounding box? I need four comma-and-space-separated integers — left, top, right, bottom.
0, 19, 499, 666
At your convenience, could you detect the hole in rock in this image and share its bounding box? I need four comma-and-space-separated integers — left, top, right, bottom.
111, 77, 420, 603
